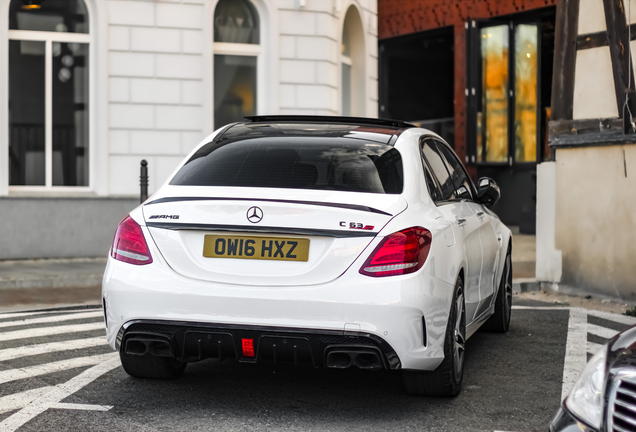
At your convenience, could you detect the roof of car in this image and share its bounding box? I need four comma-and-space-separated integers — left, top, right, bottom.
215, 116, 416, 145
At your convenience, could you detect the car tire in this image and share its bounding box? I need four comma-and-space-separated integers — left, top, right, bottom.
120, 351, 187, 380
482, 245, 512, 333
402, 278, 466, 397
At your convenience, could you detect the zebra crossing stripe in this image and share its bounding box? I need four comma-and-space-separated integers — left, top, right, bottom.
588, 322, 621, 340
50, 402, 113, 411
0, 337, 106, 362
0, 311, 57, 320
0, 311, 103, 329
587, 340, 605, 356
0, 387, 52, 415
0, 355, 120, 432
0, 352, 115, 385
588, 309, 636, 326
0, 322, 104, 342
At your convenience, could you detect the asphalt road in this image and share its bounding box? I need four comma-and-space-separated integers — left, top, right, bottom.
0, 300, 633, 432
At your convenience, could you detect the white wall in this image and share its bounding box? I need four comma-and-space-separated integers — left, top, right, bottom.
106, 0, 207, 196
105, 0, 378, 196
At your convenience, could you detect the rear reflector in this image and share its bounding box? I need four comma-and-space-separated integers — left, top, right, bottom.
242, 338, 255, 357
359, 227, 432, 277
111, 216, 153, 265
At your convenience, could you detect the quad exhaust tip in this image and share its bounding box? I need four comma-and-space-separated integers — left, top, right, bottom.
125, 337, 173, 357
325, 347, 385, 370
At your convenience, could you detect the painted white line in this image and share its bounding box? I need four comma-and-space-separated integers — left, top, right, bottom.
562, 308, 588, 401
512, 306, 572, 310
0, 309, 99, 320
0, 337, 107, 362
0, 387, 52, 415
0, 353, 115, 385
588, 323, 621, 341
588, 309, 636, 326
0, 311, 102, 329
0, 322, 103, 342
50, 402, 113, 411
587, 340, 605, 356
0, 354, 119, 432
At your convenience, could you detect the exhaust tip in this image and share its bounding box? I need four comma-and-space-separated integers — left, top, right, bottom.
326, 351, 353, 369
353, 352, 382, 370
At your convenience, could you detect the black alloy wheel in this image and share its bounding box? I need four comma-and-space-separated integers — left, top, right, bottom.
482, 245, 512, 333
402, 278, 466, 397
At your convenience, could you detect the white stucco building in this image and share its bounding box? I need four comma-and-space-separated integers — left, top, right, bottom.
0, 0, 379, 259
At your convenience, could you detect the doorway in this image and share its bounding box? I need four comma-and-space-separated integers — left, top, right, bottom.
466, 8, 555, 233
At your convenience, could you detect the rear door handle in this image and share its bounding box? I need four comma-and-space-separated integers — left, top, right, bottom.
457, 218, 467, 226
476, 211, 484, 218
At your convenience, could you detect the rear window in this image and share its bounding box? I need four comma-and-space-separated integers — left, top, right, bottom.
170, 137, 403, 194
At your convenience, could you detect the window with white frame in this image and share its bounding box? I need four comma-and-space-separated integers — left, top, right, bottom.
213, 0, 260, 128
8, 0, 90, 188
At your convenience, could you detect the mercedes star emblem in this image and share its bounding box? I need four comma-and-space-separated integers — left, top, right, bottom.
246, 206, 263, 224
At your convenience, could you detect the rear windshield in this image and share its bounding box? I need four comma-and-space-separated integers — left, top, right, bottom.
170, 137, 403, 194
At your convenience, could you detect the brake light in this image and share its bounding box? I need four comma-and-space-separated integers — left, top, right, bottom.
242, 338, 255, 357
359, 227, 432, 277
111, 216, 153, 265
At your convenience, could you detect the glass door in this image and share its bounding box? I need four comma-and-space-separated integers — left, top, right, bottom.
467, 20, 540, 166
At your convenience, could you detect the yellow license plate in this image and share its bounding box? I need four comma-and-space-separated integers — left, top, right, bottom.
203, 235, 310, 262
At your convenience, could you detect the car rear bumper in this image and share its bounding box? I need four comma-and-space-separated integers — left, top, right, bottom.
102, 255, 455, 371
117, 319, 401, 370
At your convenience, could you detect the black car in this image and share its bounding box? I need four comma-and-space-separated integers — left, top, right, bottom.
551, 324, 636, 432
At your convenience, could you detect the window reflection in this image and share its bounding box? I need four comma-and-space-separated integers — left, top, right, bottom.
514, 24, 538, 162
479, 25, 508, 163
9, 40, 45, 185
214, 55, 256, 127
52, 43, 89, 186
9, 0, 89, 33
214, 0, 259, 44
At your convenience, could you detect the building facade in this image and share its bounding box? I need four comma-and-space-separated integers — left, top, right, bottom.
0, 0, 379, 259
378, 0, 636, 299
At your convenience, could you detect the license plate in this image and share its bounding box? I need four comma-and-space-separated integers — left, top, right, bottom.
203, 235, 310, 262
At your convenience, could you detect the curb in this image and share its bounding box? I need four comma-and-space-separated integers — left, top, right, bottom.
0, 275, 103, 290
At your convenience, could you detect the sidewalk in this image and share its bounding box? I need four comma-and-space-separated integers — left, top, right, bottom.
0, 258, 105, 312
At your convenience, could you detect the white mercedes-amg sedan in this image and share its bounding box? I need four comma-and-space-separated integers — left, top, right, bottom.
102, 116, 512, 397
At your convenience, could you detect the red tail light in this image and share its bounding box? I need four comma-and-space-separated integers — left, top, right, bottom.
359, 227, 432, 277
111, 216, 153, 265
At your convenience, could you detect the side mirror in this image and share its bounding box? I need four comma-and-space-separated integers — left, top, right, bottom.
477, 177, 500, 208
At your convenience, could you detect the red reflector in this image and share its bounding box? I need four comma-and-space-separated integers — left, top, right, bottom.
359, 227, 432, 277
242, 338, 255, 357
111, 216, 153, 265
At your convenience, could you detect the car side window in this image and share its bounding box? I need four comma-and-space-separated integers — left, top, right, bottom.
420, 153, 442, 202
421, 140, 456, 201
433, 140, 475, 201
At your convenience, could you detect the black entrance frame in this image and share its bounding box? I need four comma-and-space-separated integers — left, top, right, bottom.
464, 7, 556, 230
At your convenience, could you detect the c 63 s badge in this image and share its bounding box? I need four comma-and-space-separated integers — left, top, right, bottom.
340, 221, 374, 231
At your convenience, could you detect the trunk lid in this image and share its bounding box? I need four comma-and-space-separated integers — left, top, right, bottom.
143, 186, 406, 286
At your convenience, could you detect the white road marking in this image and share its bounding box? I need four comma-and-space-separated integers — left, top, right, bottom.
0, 337, 106, 362
0, 353, 115, 385
0, 322, 103, 342
587, 340, 605, 356
0, 354, 119, 432
50, 402, 113, 411
0, 387, 52, 415
561, 308, 588, 401
0, 309, 100, 320
512, 306, 571, 310
588, 323, 621, 341
588, 309, 636, 326
0, 311, 102, 329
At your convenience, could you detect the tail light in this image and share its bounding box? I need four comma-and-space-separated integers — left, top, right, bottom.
111, 216, 153, 265
359, 227, 431, 277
